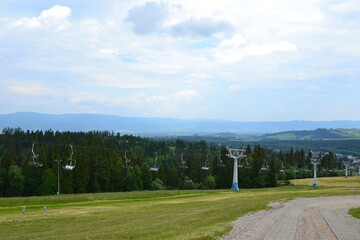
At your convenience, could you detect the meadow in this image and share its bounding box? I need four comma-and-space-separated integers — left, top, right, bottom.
0, 177, 360, 240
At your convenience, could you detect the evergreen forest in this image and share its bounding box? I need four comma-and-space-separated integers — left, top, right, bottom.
0, 128, 344, 197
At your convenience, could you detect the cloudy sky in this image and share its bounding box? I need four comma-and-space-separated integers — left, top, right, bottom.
0, 0, 359, 121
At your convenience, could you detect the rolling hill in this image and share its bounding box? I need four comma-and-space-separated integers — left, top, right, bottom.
263, 128, 360, 140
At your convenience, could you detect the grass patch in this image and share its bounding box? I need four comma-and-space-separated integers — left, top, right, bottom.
349, 207, 360, 219
0, 177, 359, 239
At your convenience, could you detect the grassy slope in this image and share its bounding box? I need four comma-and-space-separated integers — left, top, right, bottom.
0, 177, 359, 240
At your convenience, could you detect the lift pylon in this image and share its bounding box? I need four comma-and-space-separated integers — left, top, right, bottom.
310, 151, 321, 188
227, 147, 246, 191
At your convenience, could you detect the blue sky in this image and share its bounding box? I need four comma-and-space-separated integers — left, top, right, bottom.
0, 0, 359, 121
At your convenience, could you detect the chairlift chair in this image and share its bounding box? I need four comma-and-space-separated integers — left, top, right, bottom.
150, 152, 159, 171
179, 153, 188, 169
218, 155, 225, 167
30, 142, 42, 167
279, 162, 285, 173
201, 155, 210, 170
123, 151, 133, 169
63, 144, 76, 170
244, 159, 251, 169
237, 158, 244, 168
261, 159, 268, 171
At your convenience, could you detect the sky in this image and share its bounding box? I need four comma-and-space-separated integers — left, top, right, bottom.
0, 0, 359, 121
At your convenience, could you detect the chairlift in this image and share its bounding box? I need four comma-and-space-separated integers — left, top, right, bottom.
150, 152, 159, 171
123, 151, 133, 169
237, 158, 243, 168
279, 162, 285, 173
244, 158, 251, 169
261, 159, 268, 171
201, 154, 210, 170
63, 144, 76, 170
218, 155, 225, 167
179, 153, 188, 169
30, 142, 42, 167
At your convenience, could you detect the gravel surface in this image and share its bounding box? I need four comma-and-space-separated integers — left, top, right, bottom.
222, 195, 360, 240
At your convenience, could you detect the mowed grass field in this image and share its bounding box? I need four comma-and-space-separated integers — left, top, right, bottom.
1, 177, 360, 240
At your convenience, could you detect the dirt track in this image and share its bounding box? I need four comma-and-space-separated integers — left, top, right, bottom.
223, 195, 360, 240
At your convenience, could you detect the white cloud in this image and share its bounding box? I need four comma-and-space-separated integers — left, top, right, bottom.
148, 90, 201, 103
215, 41, 298, 63
173, 90, 201, 101
329, 0, 360, 13
10, 5, 71, 30
8, 83, 52, 96
170, 17, 234, 37
218, 34, 246, 48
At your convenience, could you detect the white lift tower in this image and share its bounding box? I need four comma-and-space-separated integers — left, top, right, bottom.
311, 152, 321, 188
227, 147, 247, 191
344, 163, 350, 179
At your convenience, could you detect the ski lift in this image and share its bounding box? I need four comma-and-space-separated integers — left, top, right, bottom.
279, 162, 285, 173
261, 159, 268, 171
179, 153, 188, 169
218, 155, 225, 167
150, 152, 159, 171
123, 151, 133, 169
30, 142, 42, 167
244, 158, 251, 169
201, 155, 210, 170
63, 144, 76, 170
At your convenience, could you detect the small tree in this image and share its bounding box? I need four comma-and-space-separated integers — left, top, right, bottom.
151, 178, 166, 190
200, 175, 216, 189
39, 169, 57, 195
9, 165, 24, 196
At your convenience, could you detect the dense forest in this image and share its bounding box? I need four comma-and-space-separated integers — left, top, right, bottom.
0, 128, 344, 197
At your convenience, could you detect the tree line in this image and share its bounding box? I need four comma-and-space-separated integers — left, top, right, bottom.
0, 128, 343, 197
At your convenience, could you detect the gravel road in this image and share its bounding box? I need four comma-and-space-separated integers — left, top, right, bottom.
223, 195, 360, 240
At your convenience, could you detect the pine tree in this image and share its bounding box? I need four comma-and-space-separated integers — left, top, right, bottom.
8, 165, 25, 196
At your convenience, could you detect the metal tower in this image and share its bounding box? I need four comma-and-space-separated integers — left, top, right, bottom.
344, 163, 350, 179
227, 147, 246, 191
310, 152, 321, 188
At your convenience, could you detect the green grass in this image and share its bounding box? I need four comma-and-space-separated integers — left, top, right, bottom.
349, 207, 360, 219
1, 177, 360, 239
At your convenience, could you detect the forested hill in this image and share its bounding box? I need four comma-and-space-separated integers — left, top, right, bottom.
0, 128, 342, 197
263, 128, 360, 140
2, 112, 360, 134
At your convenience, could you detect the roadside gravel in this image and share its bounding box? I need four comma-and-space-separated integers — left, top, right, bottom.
223, 195, 360, 240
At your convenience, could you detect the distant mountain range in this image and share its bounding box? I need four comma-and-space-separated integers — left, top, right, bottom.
1, 112, 360, 135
